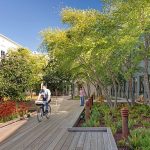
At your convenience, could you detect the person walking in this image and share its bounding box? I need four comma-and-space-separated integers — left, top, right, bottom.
79, 87, 85, 106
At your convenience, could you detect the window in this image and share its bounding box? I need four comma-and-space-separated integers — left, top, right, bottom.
1, 50, 5, 59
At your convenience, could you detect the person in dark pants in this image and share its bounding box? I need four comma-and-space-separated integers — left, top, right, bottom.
38, 84, 51, 112
79, 87, 85, 106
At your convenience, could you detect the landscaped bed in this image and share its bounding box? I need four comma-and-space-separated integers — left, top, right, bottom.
76, 102, 150, 150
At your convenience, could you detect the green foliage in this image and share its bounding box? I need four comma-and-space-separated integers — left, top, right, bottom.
116, 120, 122, 131
83, 118, 99, 127
41, 0, 150, 105
141, 121, 150, 128
128, 119, 137, 129
117, 139, 127, 147
0, 48, 46, 100
0, 48, 32, 100
43, 57, 72, 94
128, 128, 150, 150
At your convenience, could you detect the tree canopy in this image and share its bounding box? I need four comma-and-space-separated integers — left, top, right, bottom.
0, 48, 46, 100
41, 0, 150, 105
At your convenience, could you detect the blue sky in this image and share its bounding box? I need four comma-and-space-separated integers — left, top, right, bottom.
0, 0, 103, 51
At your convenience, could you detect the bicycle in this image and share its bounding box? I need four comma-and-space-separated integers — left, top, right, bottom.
35, 100, 51, 122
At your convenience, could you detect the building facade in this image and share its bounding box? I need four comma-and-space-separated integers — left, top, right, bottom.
0, 34, 21, 60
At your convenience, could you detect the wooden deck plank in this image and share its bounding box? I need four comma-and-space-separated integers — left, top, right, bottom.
7, 114, 65, 150
0, 117, 41, 148
39, 106, 83, 150
68, 127, 107, 132
0, 119, 54, 150
107, 128, 118, 150
97, 132, 105, 150
61, 132, 74, 150
38, 128, 63, 150
90, 132, 98, 150
68, 132, 81, 150
76, 132, 86, 150
46, 129, 66, 150
53, 131, 69, 150
83, 132, 91, 150
24, 116, 65, 150
103, 132, 109, 150
0, 117, 37, 143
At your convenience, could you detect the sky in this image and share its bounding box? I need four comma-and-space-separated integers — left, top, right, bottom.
0, 0, 103, 51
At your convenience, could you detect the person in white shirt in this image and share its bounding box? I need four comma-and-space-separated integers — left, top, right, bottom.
38, 84, 51, 112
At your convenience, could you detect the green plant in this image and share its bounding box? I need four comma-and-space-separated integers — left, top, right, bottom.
117, 139, 127, 147
73, 96, 80, 100
110, 124, 117, 135
141, 120, 150, 128
111, 108, 120, 118
128, 119, 137, 129
83, 118, 99, 127
128, 128, 150, 150
104, 115, 112, 126
116, 120, 122, 131
91, 107, 100, 119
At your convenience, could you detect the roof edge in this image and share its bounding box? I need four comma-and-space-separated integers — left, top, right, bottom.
0, 34, 22, 47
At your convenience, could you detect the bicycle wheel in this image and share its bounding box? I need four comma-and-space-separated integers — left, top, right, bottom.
46, 105, 51, 119
37, 107, 43, 122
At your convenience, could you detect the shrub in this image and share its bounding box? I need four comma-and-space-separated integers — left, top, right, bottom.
0, 101, 28, 122
18, 102, 28, 117
141, 120, 150, 128
0, 101, 17, 122
128, 128, 150, 150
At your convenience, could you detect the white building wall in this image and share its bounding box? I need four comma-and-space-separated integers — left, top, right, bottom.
0, 34, 21, 59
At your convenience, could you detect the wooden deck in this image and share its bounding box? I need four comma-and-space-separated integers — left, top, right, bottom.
67, 127, 118, 150
0, 97, 118, 150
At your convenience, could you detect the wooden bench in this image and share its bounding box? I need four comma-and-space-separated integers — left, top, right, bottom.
53, 127, 118, 150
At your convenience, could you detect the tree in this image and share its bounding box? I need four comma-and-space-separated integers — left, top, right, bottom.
43, 57, 72, 95
0, 48, 32, 100
0, 48, 47, 100
107, 0, 150, 103
41, 0, 150, 106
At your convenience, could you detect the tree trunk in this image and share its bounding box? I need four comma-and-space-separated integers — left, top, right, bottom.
97, 83, 113, 108
143, 57, 150, 103
112, 79, 117, 108
118, 84, 121, 98
87, 82, 91, 97
71, 83, 75, 100
122, 88, 131, 106
113, 83, 117, 108
96, 85, 101, 97
128, 78, 135, 105
143, 34, 150, 104
30, 89, 33, 100
96, 85, 98, 97
103, 87, 113, 108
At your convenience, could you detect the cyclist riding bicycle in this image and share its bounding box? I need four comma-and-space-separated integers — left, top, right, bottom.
37, 84, 51, 113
